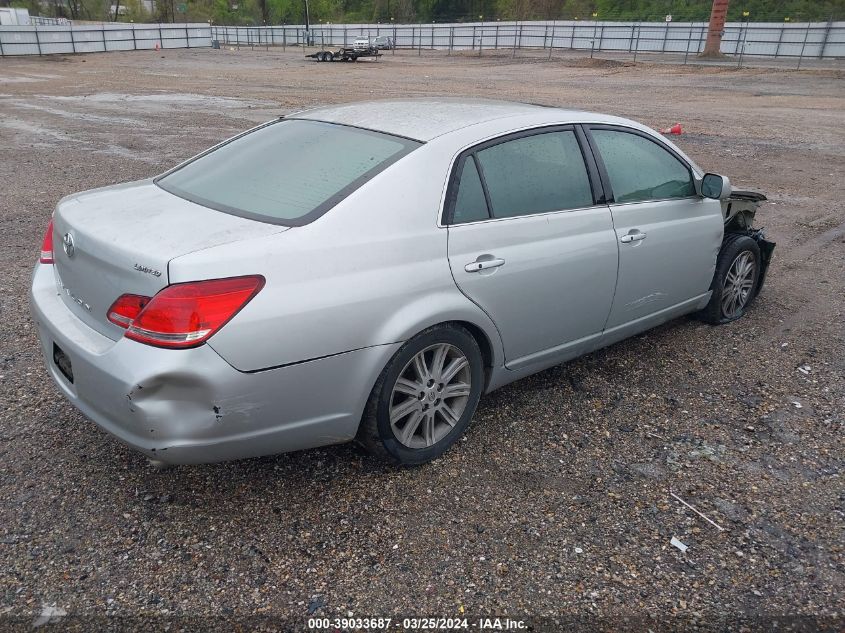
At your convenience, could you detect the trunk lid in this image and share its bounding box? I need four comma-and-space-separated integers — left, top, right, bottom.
52, 180, 286, 340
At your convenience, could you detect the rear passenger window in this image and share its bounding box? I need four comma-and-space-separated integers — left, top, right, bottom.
475, 131, 593, 218
592, 130, 695, 203
452, 157, 489, 224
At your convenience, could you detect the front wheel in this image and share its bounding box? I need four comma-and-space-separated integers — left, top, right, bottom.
697, 233, 762, 324
357, 324, 484, 465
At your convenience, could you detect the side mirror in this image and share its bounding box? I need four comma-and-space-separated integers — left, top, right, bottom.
700, 173, 731, 200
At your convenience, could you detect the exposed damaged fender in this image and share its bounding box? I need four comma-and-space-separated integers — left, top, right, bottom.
722, 189, 776, 296
723, 189, 767, 231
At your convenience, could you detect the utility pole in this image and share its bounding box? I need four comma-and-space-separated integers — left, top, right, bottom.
701, 0, 729, 57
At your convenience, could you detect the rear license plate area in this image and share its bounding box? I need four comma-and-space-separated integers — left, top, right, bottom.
53, 342, 74, 384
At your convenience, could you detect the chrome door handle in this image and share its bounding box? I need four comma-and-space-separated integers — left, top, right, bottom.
619, 230, 647, 243
465, 257, 505, 273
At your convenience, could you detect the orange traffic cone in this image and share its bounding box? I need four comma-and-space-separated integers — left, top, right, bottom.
661, 123, 683, 135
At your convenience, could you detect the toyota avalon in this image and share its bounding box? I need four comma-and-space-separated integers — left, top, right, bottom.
31, 99, 774, 466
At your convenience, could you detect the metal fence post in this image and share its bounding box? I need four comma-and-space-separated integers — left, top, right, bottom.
0, 31, 4, 57
494, 24, 499, 49
448, 26, 453, 55
797, 22, 810, 69
512, 23, 518, 58
70, 26, 76, 53
597, 23, 604, 52
159, 24, 164, 50
471, 25, 475, 50
282, 27, 286, 50
633, 23, 640, 60
479, 25, 483, 56
34, 27, 42, 55
418, 25, 421, 55
631, 24, 637, 60
737, 22, 748, 68
548, 20, 555, 60
774, 23, 785, 57
101, 24, 106, 53
185, 24, 190, 49
590, 20, 597, 58
683, 24, 692, 63
819, 17, 833, 58
569, 23, 575, 50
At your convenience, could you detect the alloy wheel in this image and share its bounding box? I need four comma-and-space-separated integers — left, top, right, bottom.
722, 250, 757, 319
388, 343, 472, 449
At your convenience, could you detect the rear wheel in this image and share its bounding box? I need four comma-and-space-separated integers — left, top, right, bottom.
697, 234, 761, 324
357, 324, 484, 465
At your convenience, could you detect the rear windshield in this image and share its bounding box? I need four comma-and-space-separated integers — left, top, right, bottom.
155, 119, 420, 226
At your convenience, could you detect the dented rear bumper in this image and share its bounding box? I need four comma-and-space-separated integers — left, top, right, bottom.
30, 264, 399, 464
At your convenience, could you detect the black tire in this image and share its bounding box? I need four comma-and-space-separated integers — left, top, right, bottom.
357, 324, 484, 465
697, 233, 762, 325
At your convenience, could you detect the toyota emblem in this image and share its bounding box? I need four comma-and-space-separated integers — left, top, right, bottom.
62, 232, 75, 258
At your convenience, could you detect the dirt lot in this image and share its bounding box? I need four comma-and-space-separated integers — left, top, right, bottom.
0, 49, 843, 630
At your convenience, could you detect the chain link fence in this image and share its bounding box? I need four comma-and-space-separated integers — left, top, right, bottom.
0, 23, 211, 55
211, 20, 843, 68
2, 19, 842, 68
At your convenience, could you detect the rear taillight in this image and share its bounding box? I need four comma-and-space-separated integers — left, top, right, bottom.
107, 294, 151, 328
39, 219, 54, 264
112, 276, 265, 349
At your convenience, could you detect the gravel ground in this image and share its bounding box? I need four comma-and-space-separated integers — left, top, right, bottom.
0, 49, 843, 631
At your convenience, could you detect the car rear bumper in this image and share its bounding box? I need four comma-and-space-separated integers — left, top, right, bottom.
30, 264, 400, 464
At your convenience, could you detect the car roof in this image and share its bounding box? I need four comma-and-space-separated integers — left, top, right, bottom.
290, 98, 639, 142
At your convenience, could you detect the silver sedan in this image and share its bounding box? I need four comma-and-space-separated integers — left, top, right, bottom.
31, 99, 774, 466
